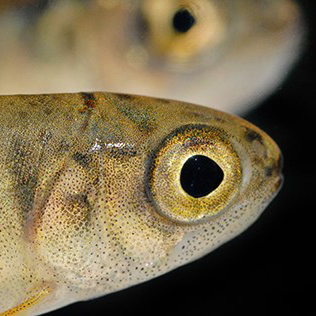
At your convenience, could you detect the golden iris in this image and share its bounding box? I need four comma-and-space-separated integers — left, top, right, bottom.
149, 125, 242, 224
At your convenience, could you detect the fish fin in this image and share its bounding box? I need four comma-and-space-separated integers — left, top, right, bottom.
1, 286, 51, 315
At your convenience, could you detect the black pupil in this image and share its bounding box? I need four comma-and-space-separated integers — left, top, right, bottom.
172, 9, 196, 33
180, 155, 224, 198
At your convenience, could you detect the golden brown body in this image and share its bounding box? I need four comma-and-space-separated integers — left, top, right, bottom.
0, 92, 282, 314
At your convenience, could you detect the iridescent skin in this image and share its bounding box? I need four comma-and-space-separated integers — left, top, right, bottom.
0, 93, 282, 315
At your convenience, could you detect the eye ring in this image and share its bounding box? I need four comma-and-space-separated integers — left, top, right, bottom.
147, 125, 242, 224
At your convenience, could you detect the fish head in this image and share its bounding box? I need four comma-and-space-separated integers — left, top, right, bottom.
21, 93, 282, 312
82, 94, 283, 287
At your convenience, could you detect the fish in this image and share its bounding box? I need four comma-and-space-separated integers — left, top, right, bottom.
0, 0, 303, 113
0, 92, 283, 315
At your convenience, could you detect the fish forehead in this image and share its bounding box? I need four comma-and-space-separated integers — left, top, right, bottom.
0, 92, 281, 315
0, 92, 260, 140
0, 91, 280, 189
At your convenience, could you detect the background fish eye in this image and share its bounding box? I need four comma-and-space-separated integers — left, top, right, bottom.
137, 0, 231, 65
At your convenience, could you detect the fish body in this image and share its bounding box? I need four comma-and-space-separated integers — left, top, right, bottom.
0, 0, 303, 113
0, 92, 282, 315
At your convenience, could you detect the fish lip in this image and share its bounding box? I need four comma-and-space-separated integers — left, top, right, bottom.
273, 174, 284, 196
277, 174, 284, 188
277, 151, 284, 174
275, 151, 284, 192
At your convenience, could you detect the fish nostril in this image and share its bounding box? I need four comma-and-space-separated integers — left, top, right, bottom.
264, 153, 283, 178
264, 166, 274, 177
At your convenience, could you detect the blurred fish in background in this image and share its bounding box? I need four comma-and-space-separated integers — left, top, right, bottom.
0, 0, 304, 113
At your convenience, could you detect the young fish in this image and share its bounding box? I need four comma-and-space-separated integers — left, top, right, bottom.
0, 92, 283, 315
0, 0, 303, 113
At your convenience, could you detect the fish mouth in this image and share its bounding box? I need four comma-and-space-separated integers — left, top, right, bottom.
275, 151, 284, 192
275, 174, 284, 193
267, 174, 283, 203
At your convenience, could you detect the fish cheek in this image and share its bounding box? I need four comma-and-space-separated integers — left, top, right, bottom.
32, 163, 95, 273
97, 155, 183, 264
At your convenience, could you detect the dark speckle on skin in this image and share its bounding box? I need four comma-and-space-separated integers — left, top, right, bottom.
214, 117, 226, 123
107, 147, 138, 158
118, 94, 134, 100
43, 107, 53, 116
39, 130, 52, 144
253, 156, 262, 166
244, 128, 264, 144
265, 154, 283, 177
158, 98, 172, 104
115, 105, 156, 133
58, 139, 71, 153
73, 152, 92, 167
6, 136, 40, 215
81, 93, 96, 109
18, 111, 28, 119
265, 166, 274, 177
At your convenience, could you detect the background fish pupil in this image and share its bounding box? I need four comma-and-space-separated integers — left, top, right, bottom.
172, 8, 196, 33
180, 155, 224, 198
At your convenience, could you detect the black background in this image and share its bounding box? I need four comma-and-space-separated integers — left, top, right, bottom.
50, 1, 315, 315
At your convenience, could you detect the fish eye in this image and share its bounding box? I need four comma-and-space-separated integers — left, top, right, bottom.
180, 155, 224, 198
139, 0, 230, 63
148, 125, 242, 224
172, 8, 196, 33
